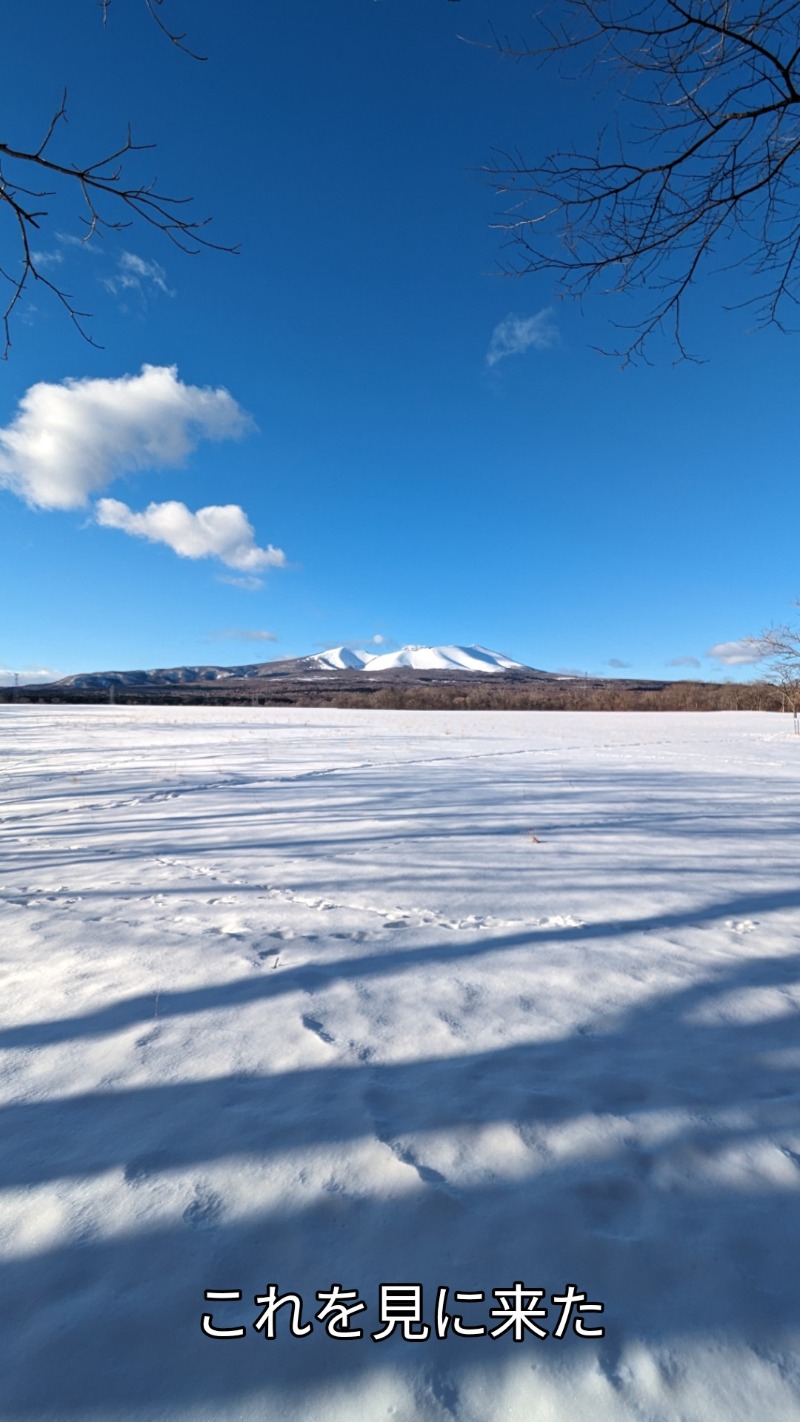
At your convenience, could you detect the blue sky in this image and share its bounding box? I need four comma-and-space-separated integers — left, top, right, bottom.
1, 0, 796, 684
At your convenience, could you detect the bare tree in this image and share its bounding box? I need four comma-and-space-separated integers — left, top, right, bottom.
0, 1, 233, 358
761, 606, 800, 718
479, 0, 800, 360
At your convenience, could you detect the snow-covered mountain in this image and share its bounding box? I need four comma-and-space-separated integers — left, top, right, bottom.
42, 643, 533, 691
369, 644, 525, 672
53, 663, 275, 689
307, 646, 374, 671
309, 644, 527, 674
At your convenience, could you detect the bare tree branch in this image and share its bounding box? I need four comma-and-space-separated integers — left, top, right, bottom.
0, 2, 227, 356
100, 0, 207, 60
478, 0, 800, 360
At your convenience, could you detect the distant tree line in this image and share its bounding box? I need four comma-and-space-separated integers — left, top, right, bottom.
2, 679, 788, 712
344, 681, 783, 712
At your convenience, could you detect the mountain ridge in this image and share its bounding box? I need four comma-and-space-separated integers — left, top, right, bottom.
309, 643, 528, 674
44, 643, 543, 690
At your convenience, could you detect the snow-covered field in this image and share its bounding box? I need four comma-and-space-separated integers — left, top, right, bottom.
2, 706, 799, 1422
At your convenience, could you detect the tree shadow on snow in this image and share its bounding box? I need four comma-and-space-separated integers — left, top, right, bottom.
2, 937, 800, 1415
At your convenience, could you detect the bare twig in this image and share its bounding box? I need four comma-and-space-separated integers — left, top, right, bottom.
101, 0, 207, 60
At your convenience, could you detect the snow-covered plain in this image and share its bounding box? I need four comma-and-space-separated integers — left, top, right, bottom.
2, 706, 799, 1422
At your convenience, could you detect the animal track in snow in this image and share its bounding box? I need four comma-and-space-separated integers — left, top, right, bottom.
156, 856, 219, 881
134, 1027, 161, 1052
364, 1079, 462, 1196
536, 913, 585, 929
378, 1134, 461, 1197
150, 852, 587, 940
437, 1010, 466, 1039
301, 1014, 335, 1045
182, 1185, 223, 1230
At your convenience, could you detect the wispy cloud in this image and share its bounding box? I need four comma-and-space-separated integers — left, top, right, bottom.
30, 249, 64, 271
486, 309, 559, 367
0, 665, 64, 686
56, 232, 101, 252
96, 499, 286, 573
205, 629, 278, 644
217, 574, 264, 592
313, 633, 396, 651
102, 250, 173, 298
0, 364, 253, 511
667, 655, 702, 669
606, 658, 631, 669
706, 638, 769, 667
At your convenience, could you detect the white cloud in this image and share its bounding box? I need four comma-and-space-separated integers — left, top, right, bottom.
205, 629, 278, 644
706, 638, 769, 667
667, 655, 702, 669
486, 309, 559, 367
103, 251, 173, 297
96, 498, 286, 573
0, 364, 252, 511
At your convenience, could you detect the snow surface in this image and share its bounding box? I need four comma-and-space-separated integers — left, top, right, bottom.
310, 644, 527, 673
364, 644, 526, 673
2, 706, 800, 1421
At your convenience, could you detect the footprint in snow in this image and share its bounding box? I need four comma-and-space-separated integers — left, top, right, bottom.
183, 1187, 223, 1230
424, 1369, 461, 1417
437, 1010, 465, 1038
134, 1027, 161, 1052
381, 1137, 462, 1198
301, 1014, 335, 1045
569, 1174, 644, 1239
124, 1150, 170, 1184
